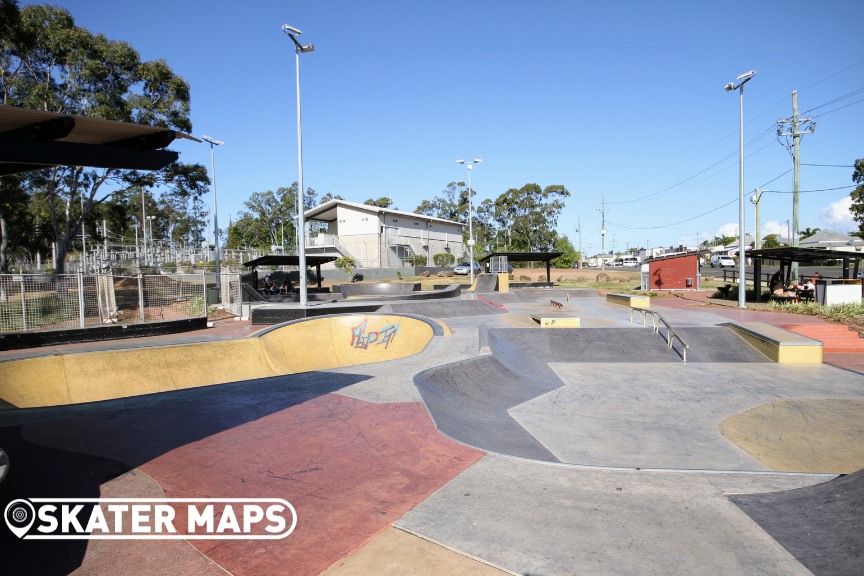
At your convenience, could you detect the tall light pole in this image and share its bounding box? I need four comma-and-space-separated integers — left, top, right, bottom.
283, 24, 315, 307
725, 69, 755, 309
202, 135, 223, 291
456, 158, 482, 284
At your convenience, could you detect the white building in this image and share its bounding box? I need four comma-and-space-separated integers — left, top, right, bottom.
303, 200, 465, 268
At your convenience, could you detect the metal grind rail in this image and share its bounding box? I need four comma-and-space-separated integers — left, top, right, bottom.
629, 307, 690, 362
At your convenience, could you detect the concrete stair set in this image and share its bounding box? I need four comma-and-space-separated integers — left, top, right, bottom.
781, 324, 864, 353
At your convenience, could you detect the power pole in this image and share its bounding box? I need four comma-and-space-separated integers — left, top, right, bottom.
598, 195, 607, 271
751, 189, 762, 250
576, 216, 583, 268
777, 90, 815, 281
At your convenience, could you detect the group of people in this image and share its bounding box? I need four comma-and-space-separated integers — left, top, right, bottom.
261, 275, 293, 295
769, 271, 815, 301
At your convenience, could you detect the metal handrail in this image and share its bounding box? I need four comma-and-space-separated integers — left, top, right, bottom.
629, 307, 690, 362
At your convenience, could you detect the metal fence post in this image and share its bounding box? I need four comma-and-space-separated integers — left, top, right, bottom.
77, 272, 86, 328
20, 276, 28, 331
138, 273, 145, 322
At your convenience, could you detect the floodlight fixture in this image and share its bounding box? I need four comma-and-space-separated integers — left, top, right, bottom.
201, 135, 223, 146
283, 24, 315, 53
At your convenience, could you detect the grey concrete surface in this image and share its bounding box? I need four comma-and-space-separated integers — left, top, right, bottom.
397, 455, 826, 576
521, 362, 863, 471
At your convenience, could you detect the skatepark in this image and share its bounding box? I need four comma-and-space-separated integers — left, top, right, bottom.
0, 283, 862, 575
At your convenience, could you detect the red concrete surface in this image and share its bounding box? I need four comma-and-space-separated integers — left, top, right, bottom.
136, 396, 484, 576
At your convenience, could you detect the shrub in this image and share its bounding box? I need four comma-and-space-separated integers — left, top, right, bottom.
433, 253, 455, 266
334, 256, 357, 280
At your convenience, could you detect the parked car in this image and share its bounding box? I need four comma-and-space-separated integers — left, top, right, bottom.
710, 255, 736, 267
453, 261, 481, 275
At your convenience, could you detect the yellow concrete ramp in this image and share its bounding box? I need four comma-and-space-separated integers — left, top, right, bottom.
0, 314, 439, 408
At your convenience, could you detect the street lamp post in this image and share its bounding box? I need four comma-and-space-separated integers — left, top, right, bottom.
456, 159, 482, 284
202, 135, 223, 292
725, 69, 756, 309
283, 24, 315, 307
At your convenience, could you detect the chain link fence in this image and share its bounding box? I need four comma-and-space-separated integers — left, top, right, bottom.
0, 273, 207, 334
220, 272, 243, 317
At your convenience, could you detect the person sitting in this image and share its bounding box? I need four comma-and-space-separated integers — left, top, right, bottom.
769, 270, 784, 293
281, 279, 292, 294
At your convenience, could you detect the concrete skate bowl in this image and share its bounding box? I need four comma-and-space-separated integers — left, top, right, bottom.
415, 326, 773, 465
338, 283, 461, 300
0, 313, 443, 408
730, 468, 864, 576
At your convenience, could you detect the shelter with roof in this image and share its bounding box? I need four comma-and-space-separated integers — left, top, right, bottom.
243, 255, 337, 290
303, 199, 465, 269
478, 252, 564, 281
0, 104, 196, 175
749, 246, 864, 301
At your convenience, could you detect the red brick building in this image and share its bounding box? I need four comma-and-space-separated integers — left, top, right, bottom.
646, 253, 701, 290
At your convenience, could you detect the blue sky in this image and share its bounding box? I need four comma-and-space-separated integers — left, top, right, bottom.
30, 0, 864, 254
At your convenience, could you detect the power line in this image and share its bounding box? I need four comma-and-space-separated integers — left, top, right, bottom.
606, 196, 738, 230
608, 124, 776, 205
761, 185, 855, 194
810, 96, 864, 119
801, 163, 854, 168
801, 85, 864, 114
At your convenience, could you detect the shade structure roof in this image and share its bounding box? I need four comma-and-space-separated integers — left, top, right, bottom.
0, 104, 198, 175
478, 251, 564, 264
243, 255, 338, 268
748, 246, 864, 264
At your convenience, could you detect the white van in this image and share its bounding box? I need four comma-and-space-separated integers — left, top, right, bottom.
620, 256, 639, 267
710, 254, 735, 267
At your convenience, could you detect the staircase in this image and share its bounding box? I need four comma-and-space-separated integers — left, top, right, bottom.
780, 324, 864, 354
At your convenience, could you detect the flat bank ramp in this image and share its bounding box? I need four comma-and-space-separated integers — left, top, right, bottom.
415, 326, 772, 460
415, 357, 560, 462
488, 327, 771, 364
730, 468, 864, 576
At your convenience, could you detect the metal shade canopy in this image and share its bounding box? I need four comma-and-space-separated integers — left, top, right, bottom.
0, 104, 199, 175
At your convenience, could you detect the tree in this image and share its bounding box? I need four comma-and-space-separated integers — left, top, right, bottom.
227, 183, 317, 251
416, 182, 464, 222
850, 158, 864, 236
552, 235, 578, 268
491, 184, 570, 252
1, 3, 209, 273
761, 234, 783, 249
364, 197, 394, 209
799, 227, 821, 239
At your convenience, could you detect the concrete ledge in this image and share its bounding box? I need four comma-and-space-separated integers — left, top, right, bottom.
723, 322, 823, 364
606, 293, 650, 308
531, 315, 581, 328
